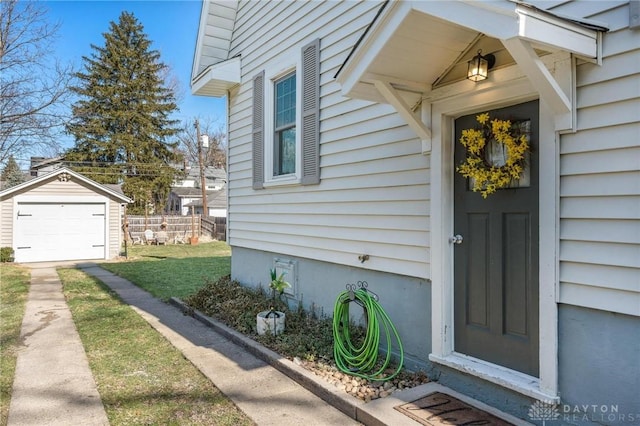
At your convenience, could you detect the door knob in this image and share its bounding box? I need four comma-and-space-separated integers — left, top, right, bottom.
449, 234, 463, 244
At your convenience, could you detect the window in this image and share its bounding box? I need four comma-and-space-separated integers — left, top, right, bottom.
274, 73, 296, 176
252, 39, 320, 189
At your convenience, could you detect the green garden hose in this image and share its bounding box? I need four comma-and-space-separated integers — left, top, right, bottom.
332, 286, 404, 381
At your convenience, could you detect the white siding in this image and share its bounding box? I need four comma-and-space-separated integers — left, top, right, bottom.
227, 1, 431, 278
543, 1, 640, 316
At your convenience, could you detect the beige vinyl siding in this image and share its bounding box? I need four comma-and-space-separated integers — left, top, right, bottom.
545, 1, 640, 316
227, 1, 431, 278
108, 200, 122, 259
0, 198, 13, 247
0, 175, 126, 261
23, 179, 99, 196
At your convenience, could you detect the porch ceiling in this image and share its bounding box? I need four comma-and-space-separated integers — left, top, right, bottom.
364, 10, 479, 94
337, 0, 606, 118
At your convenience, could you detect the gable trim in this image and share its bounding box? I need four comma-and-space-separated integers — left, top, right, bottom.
0, 167, 131, 203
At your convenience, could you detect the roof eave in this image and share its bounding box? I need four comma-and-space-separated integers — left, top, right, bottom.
191, 55, 241, 97
0, 167, 132, 204
337, 0, 604, 101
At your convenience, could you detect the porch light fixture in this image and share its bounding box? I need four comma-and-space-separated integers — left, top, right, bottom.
467, 49, 496, 82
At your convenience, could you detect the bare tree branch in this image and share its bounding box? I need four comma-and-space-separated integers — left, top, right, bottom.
175, 117, 227, 170
0, 0, 76, 165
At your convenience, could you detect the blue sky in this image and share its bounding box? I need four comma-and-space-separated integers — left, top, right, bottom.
44, 0, 226, 148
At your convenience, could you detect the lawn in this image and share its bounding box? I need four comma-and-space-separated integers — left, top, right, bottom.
59, 267, 253, 425
101, 241, 231, 300
0, 264, 30, 426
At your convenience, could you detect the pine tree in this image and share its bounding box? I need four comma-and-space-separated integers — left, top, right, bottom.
65, 11, 181, 214
0, 155, 25, 189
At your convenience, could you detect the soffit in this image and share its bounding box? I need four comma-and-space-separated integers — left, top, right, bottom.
191, 0, 239, 96
191, 56, 241, 97
337, 0, 605, 103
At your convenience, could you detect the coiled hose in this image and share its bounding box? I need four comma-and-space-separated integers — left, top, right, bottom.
332, 287, 403, 381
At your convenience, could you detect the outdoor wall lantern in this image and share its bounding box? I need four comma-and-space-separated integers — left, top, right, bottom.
467, 49, 496, 82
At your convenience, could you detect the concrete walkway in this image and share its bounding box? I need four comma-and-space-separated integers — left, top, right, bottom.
8, 262, 529, 426
7, 264, 109, 426
77, 263, 360, 426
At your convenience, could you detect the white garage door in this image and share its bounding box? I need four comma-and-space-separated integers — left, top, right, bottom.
14, 203, 106, 263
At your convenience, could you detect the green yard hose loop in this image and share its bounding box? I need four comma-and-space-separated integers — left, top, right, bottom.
332, 288, 404, 381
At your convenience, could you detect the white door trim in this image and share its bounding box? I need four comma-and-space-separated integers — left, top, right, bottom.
427, 76, 560, 402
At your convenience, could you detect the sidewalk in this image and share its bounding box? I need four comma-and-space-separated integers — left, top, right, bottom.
7, 264, 109, 426
77, 263, 361, 426
9, 262, 530, 425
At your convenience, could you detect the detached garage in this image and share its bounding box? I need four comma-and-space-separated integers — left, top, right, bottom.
0, 167, 131, 263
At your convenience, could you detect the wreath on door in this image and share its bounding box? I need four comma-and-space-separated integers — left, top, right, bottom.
456, 112, 530, 198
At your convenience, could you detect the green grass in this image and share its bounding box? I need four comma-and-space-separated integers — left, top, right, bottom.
101, 241, 231, 300
0, 264, 30, 426
58, 268, 254, 426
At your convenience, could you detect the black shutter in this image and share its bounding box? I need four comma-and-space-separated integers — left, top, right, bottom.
252, 71, 265, 189
301, 39, 320, 185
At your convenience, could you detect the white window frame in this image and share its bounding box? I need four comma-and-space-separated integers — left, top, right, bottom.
263, 58, 302, 187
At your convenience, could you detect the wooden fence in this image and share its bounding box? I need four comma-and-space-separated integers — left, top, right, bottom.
202, 216, 227, 241
124, 214, 201, 243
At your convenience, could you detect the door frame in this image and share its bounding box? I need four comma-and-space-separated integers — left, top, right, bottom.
427, 76, 560, 402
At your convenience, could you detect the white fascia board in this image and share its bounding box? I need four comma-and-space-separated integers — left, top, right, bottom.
191, 56, 241, 97
337, 1, 411, 97
413, 0, 520, 39
191, 1, 238, 81
191, 0, 210, 80
516, 6, 599, 59
413, 1, 599, 59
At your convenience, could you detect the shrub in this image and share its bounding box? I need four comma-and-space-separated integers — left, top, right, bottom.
0, 247, 14, 262
184, 275, 351, 362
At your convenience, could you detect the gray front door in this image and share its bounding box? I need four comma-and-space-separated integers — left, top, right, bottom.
453, 100, 539, 377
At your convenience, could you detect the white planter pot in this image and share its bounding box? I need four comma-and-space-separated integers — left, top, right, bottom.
256, 310, 285, 336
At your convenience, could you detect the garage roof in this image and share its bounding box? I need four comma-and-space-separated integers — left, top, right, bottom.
0, 167, 132, 203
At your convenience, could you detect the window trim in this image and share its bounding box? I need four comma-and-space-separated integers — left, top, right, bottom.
273, 72, 297, 177
264, 63, 302, 186
252, 38, 320, 190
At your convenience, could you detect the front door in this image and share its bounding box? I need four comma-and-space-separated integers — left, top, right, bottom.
453, 100, 539, 377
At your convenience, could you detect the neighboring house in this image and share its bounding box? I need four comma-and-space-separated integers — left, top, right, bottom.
29, 156, 65, 177
184, 189, 228, 217
191, 1, 639, 423
172, 165, 226, 190
168, 165, 227, 215
0, 167, 131, 263
167, 187, 228, 217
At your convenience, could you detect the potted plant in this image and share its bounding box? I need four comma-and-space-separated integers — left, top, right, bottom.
256, 268, 291, 335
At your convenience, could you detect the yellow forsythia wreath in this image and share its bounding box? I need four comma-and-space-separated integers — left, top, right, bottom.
457, 112, 529, 198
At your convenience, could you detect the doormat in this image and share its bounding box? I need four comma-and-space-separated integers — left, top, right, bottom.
394, 392, 514, 425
